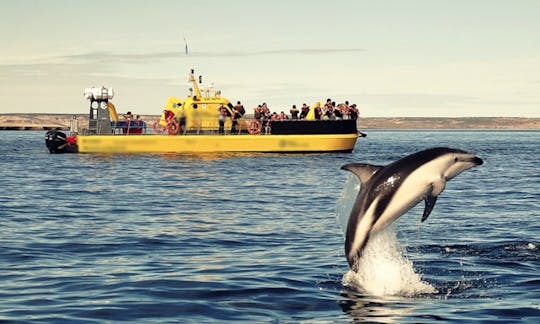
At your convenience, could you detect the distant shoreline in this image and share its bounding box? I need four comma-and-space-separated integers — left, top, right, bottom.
359, 117, 540, 130
0, 114, 539, 130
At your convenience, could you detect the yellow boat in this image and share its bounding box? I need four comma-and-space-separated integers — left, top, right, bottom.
45, 70, 362, 154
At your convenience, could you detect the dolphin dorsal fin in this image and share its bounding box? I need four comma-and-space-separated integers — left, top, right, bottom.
341, 163, 383, 184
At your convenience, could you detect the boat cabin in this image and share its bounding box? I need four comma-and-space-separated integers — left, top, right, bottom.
154, 69, 243, 135
80, 86, 147, 135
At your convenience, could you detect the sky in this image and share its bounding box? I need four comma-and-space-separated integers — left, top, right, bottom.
1, 0, 539, 117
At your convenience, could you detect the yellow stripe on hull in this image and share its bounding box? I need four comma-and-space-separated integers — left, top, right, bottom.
76, 134, 358, 154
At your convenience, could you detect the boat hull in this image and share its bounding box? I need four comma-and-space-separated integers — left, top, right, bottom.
76, 133, 359, 153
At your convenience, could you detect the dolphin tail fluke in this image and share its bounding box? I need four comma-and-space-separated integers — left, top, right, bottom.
422, 195, 438, 222
341, 163, 383, 184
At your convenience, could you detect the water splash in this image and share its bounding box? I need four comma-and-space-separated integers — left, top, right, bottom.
337, 175, 436, 296
336, 175, 361, 236
342, 226, 437, 296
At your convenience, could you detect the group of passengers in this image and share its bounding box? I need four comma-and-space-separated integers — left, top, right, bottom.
218, 99, 359, 134
264, 99, 359, 122
122, 111, 144, 125
253, 99, 359, 122
295, 99, 359, 121
254, 103, 290, 124
218, 101, 246, 134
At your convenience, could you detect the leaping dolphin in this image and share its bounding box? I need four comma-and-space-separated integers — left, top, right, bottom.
341, 147, 483, 271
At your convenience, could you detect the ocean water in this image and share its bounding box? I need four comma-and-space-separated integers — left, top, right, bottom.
0, 130, 538, 323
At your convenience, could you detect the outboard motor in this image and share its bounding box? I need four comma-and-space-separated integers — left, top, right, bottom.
45, 130, 76, 153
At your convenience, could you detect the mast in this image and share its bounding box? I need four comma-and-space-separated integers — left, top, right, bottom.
189, 69, 203, 98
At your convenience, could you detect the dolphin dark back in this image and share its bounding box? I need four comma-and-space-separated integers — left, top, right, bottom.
340, 147, 482, 271
370, 148, 466, 217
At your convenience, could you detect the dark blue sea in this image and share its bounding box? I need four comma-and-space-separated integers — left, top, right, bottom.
1, 130, 538, 323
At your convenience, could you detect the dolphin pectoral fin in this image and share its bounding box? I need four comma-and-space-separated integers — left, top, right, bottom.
341, 163, 383, 184
422, 195, 438, 222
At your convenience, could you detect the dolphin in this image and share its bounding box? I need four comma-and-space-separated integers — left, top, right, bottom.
341, 147, 483, 271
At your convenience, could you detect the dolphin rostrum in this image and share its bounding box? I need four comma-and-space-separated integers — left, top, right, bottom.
341, 147, 483, 271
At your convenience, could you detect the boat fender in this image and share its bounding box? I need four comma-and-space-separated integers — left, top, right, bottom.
247, 120, 262, 135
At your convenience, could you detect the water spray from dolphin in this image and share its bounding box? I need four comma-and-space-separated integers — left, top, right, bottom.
340, 147, 483, 272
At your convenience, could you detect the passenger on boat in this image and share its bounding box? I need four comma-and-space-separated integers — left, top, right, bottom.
234, 101, 245, 116
218, 104, 228, 134
261, 102, 270, 117
123, 111, 134, 120
313, 102, 322, 120
290, 105, 299, 120
231, 106, 242, 134
334, 104, 344, 120
261, 114, 270, 134
342, 101, 351, 120
134, 115, 147, 132
324, 98, 332, 110
323, 99, 334, 120
177, 108, 186, 131
279, 111, 289, 120
254, 105, 262, 121
299, 103, 310, 119
349, 104, 359, 120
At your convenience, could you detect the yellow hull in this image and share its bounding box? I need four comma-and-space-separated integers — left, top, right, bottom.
76, 134, 358, 154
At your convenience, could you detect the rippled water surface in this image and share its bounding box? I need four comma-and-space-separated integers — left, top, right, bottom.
1, 130, 539, 322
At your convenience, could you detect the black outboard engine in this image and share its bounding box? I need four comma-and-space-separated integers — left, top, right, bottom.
45, 130, 76, 154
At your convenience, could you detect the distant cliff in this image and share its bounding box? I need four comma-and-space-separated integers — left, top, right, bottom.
0, 114, 154, 130
0, 114, 78, 130
0, 114, 539, 130
359, 117, 540, 130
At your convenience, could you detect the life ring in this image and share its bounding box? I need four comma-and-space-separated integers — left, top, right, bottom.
247, 120, 262, 135
167, 119, 180, 135
152, 120, 166, 134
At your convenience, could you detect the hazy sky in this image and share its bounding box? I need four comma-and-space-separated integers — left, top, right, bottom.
1, 0, 539, 117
